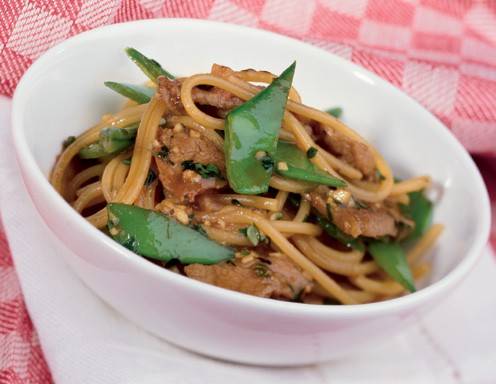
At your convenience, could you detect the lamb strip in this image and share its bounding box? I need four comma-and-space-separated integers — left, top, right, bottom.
185, 253, 312, 300
154, 127, 225, 203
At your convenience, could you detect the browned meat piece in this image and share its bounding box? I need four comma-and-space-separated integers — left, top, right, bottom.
159, 128, 225, 170
158, 75, 242, 114
154, 128, 225, 203
192, 87, 243, 110
155, 199, 193, 225
185, 253, 312, 300
305, 186, 329, 217
330, 205, 397, 238
320, 128, 375, 178
157, 76, 184, 115
307, 187, 397, 238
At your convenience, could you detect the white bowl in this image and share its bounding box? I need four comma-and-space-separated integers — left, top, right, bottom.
12, 19, 490, 366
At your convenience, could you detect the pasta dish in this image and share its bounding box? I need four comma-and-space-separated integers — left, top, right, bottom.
51, 48, 443, 305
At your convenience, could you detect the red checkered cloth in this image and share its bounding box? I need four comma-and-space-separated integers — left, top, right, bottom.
0, 0, 495, 382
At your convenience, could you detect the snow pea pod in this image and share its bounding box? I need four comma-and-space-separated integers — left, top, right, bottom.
104, 81, 155, 104
315, 216, 364, 251
274, 142, 346, 188
224, 62, 295, 194
125, 47, 175, 82
400, 190, 433, 242
79, 124, 138, 159
368, 241, 416, 292
107, 204, 234, 264
79, 140, 132, 159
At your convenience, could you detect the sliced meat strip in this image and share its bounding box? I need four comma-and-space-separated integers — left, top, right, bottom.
157, 76, 184, 115
159, 127, 225, 170
154, 127, 226, 203
184, 253, 312, 300
307, 187, 397, 238
318, 126, 376, 178
158, 75, 242, 114
191, 87, 243, 110
330, 205, 398, 238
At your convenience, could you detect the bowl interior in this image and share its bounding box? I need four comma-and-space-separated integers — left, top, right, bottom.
15, 19, 488, 291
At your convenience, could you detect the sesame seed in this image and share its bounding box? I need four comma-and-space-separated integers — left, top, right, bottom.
241, 255, 254, 264
255, 151, 266, 160
109, 227, 119, 236
277, 161, 288, 171
175, 210, 189, 225
173, 123, 184, 133
189, 130, 201, 138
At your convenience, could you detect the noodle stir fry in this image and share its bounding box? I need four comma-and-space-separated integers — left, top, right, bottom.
51, 48, 443, 305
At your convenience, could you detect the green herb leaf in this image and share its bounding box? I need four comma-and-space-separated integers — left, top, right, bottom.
326, 107, 343, 118
62, 136, 76, 149
288, 193, 301, 208
260, 155, 274, 171
368, 241, 416, 292
306, 146, 318, 159
181, 160, 222, 179
144, 169, 157, 186
190, 224, 208, 237
239, 224, 266, 246
155, 145, 169, 159
375, 169, 386, 181
254, 263, 270, 278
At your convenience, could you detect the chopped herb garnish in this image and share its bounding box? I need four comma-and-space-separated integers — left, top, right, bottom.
355, 200, 369, 209
288, 193, 301, 208
306, 146, 318, 159
155, 145, 169, 159
122, 159, 132, 165
375, 169, 386, 181
144, 169, 157, 186
260, 155, 274, 171
240, 249, 250, 256
239, 224, 267, 246
62, 136, 76, 149
291, 286, 304, 302
254, 263, 270, 278
323, 297, 342, 305
181, 160, 222, 179
326, 107, 343, 118
231, 199, 241, 206
191, 224, 208, 237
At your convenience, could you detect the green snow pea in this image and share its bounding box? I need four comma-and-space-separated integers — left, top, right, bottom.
224, 62, 296, 194
107, 203, 234, 264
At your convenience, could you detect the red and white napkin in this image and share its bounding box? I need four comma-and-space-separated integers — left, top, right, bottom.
0, 1, 495, 382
